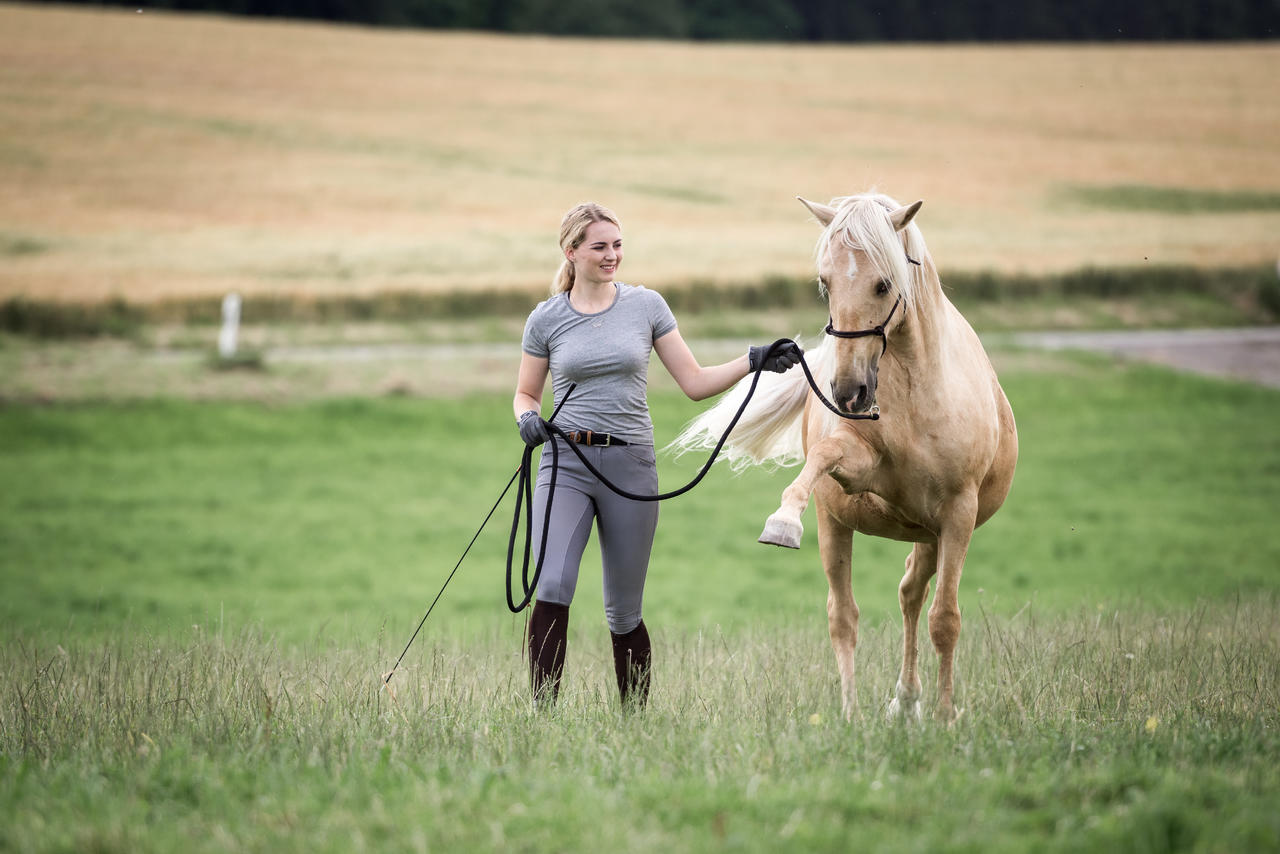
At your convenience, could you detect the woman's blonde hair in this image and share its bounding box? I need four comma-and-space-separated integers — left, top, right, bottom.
551, 202, 621, 295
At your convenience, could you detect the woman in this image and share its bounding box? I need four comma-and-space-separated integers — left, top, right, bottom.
513, 202, 801, 708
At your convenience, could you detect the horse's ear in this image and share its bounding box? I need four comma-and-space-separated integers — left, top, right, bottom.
889, 200, 923, 232
797, 196, 837, 227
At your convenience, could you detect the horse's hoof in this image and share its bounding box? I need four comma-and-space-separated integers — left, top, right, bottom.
886, 695, 922, 724
935, 703, 963, 726
758, 513, 802, 549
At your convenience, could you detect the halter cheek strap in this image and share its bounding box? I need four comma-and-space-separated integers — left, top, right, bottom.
822, 254, 919, 355
824, 293, 903, 357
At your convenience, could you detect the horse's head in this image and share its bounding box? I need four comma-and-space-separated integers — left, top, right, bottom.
799, 194, 924, 415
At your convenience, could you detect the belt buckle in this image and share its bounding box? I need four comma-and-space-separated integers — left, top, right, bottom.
600, 433, 611, 447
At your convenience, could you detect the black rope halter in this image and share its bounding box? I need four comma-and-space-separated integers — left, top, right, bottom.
822, 254, 920, 356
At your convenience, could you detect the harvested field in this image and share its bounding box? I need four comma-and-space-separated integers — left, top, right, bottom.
1, 5, 1278, 305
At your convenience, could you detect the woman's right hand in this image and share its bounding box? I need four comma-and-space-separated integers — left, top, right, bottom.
748, 341, 803, 373
518, 410, 550, 447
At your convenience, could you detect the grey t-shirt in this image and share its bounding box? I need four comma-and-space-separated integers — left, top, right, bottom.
521, 283, 678, 445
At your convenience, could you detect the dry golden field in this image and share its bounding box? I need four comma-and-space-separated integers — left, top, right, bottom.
2, 3, 1278, 304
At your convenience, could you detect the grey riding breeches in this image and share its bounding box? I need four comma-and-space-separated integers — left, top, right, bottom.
531, 438, 660, 634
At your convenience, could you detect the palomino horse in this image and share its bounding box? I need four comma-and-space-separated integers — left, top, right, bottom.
674, 192, 1018, 722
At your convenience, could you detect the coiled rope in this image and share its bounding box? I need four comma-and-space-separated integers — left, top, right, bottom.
384, 337, 876, 685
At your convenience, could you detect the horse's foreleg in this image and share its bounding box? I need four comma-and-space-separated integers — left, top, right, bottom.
888, 542, 936, 724
817, 508, 859, 720
929, 494, 978, 723
758, 437, 863, 549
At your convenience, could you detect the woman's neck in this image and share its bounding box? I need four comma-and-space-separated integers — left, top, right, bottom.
569, 281, 617, 314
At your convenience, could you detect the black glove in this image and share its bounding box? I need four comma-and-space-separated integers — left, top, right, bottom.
747, 341, 803, 373
517, 410, 550, 447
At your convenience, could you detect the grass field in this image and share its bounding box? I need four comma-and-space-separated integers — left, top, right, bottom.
2, 352, 1279, 851
2, 354, 1279, 641
3, 4, 1280, 849
3, 602, 1277, 853
2, 4, 1279, 306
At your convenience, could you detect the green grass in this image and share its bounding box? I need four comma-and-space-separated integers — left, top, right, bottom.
2, 358, 1279, 851
1, 356, 1278, 642
2, 601, 1276, 853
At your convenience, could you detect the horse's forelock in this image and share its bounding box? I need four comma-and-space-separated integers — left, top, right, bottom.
817, 193, 925, 303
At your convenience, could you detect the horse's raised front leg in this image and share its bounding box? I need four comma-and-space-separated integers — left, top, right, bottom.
929, 493, 979, 723
888, 542, 937, 724
758, 433, 869, 549
817, 506, 859, 720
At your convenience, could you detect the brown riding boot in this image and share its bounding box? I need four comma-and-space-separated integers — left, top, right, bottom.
610, 620, 652, 709
527, 600, 569, 705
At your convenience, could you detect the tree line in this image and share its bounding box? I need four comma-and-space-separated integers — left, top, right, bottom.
42, 0, 1280, 40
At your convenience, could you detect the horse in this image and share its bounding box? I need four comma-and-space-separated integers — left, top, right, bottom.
673, 192, 1018, 722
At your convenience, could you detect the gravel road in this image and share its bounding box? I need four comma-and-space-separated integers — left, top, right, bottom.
1010, 327, 1280, 389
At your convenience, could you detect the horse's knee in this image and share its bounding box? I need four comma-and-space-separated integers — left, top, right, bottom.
928, 604, 961, 653
826, 592, 859, 644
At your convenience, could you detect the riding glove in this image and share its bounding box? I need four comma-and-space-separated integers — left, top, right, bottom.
747, 341, 803, 373
518, 410, 550, 447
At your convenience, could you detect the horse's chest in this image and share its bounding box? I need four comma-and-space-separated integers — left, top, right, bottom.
818, 481, 937, 543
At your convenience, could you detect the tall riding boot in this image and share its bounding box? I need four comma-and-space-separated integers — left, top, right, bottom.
610, 620, 652, 709
527, 600, 569, 704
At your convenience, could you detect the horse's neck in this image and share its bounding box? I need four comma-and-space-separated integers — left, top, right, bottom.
894, 263, 950, 368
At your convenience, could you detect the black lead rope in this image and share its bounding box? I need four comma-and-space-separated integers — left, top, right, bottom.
382, 390, 574, 687
384, 337, 882, 685
504, 336, 882, 615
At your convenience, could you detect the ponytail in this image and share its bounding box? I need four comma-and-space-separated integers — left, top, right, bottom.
551, 258, 576, 295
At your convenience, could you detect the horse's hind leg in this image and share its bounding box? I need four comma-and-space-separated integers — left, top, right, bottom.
817, 507, 859, 720
888, 542, 937, 723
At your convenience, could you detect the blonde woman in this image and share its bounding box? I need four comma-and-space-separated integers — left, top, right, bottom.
513, 202, 801, 707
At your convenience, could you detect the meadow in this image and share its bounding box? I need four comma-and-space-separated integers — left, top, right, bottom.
2, 350, 1279, 851
3, 4, 1280, 850
2, 3, 1279, 309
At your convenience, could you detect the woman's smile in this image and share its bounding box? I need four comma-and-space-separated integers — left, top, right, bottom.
570, 220, 624, 285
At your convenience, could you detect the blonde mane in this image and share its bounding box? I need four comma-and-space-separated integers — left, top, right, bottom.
816, 193, 932, 306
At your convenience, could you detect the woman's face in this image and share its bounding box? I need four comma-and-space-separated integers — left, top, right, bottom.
567, 220, 623, 286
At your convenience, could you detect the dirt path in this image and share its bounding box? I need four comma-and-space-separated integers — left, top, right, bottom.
1011, 327, 1280, 389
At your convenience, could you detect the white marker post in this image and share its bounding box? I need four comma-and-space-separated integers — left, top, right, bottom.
218, 292, 242, 360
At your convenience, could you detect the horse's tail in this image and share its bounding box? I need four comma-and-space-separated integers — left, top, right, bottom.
668, 335, 836, 470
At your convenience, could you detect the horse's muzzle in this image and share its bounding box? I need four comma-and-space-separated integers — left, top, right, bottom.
831, 373, 878, 415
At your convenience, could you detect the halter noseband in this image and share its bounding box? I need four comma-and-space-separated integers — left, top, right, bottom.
822, 254, 920, 356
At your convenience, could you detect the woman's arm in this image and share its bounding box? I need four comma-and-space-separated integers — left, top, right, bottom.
513, 352, 550, 420
653, 328, 751, 402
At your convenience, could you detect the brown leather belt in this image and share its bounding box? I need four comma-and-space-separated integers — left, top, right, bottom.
564, 430, 628, 447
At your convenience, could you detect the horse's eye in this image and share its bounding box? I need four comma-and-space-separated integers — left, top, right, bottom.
876, 281, 891, 296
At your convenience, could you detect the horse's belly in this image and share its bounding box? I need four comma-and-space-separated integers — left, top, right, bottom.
819, 486, 936, 544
